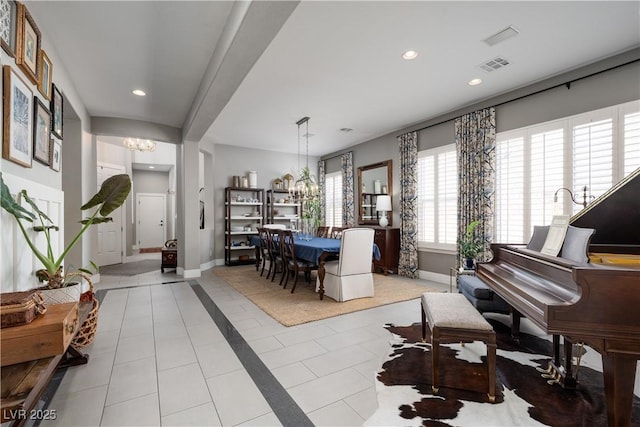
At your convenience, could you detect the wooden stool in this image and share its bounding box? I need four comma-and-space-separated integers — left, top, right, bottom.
421, 292, 497, 402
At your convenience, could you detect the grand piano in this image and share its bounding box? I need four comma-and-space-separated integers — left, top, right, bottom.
476, 167, 640, 427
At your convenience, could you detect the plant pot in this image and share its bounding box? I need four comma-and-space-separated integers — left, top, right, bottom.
463, 258, 475, 270
39, 283, 81, 305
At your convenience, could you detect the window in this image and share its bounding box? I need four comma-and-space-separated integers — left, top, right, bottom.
495, 100, 639, 242
417, 144, 458, 249
324, 171, 343, 227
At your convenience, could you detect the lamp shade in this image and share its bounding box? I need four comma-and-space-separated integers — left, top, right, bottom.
376, 195, 391, 212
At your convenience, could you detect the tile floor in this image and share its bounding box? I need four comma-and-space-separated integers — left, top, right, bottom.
36, 259, 640, 427
38, 261, 446, 427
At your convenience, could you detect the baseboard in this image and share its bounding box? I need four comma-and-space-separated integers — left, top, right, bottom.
178, 267, 201, 278
418, 270, 449, 285
200, 260, 215, 271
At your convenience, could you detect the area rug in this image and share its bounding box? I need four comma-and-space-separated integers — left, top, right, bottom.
99, 260, 160, 276
211, 265, 438, 327
365, 319, 640, 426
139, 247, 162, 253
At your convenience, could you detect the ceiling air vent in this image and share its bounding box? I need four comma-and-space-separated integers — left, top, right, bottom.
478, 56, 510, 73
483, 25, 519, 47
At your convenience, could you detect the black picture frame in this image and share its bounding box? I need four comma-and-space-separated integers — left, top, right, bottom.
51, 83, 63, 139
33, 96, 51, 165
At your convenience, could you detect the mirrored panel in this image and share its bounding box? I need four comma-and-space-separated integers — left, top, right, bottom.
357, 160, 392, 226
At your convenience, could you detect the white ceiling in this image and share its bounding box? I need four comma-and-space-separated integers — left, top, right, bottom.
26, 1, 640, 157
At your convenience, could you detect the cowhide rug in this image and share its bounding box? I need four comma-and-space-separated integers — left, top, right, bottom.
365, 318, 640, 426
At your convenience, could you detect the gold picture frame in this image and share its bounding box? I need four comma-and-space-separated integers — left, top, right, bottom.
38, 49, 52, 100
0, 0, 18, 57
2, 65, 34, 168
15, 2, 40, 85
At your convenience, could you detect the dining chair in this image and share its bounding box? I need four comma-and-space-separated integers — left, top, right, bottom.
256, 227, 270, 276
329, 226, 347, 239
316, 228, 375, 302
316, 226, 329, 238
280, 229, 318, 293
265, 228, 284, 282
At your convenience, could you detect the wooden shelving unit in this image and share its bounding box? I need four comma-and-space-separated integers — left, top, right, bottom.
224, 187, 264, 266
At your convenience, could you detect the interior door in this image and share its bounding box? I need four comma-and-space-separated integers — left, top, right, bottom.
95, 164, 125, 266
136, 193, 166, 249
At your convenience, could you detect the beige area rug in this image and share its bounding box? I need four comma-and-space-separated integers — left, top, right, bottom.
212, 265, 439, 327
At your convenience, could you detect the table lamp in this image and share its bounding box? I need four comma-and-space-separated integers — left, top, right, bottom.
376, 195, 391, 227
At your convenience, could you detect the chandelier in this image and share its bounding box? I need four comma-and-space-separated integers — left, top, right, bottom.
123, 137, 156, 152
290, 116, 318, 200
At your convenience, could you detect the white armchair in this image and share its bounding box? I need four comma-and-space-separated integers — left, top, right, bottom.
316, 228, 375, 302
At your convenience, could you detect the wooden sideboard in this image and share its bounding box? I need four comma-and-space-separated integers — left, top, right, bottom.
371, 227, 400, 275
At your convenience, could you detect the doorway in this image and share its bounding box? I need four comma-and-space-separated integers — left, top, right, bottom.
136, 193, 167, 250
95, 163, 125, 266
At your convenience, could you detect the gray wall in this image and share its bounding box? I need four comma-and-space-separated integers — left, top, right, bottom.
322, 52, 640, 276
213, 144, 319, 261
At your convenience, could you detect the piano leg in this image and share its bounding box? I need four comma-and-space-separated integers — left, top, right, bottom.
602, 353, 637, 427
510, 308, 521, 340
545, 335, 577, 388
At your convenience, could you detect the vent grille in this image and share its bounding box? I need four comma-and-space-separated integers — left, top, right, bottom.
483, 25, 519, 47
479, 56, 510, 72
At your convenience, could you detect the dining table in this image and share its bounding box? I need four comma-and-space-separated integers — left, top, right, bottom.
250, 233, 380, 300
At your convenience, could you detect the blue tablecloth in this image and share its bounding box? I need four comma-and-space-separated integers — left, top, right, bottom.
250, 234, 380, 264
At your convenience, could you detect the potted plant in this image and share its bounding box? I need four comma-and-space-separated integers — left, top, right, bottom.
459, 220, 483, 269
0, 172, 131, 293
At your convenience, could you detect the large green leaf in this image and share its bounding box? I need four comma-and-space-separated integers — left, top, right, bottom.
81, 174, 131, 216
21, 190, 54, 224
0, 173, 36, 222
80, 217, 113, 225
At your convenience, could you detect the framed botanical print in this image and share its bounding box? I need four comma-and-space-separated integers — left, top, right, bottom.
15, 2, 40, 85
33, 97, 51, 165
0, 0, 17, 57
50, 138, 61, 172
2, 65, 33, 167
51, 83, 63, 139
38, 49, 53, 100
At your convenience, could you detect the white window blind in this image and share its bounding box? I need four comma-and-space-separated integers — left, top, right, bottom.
495, 100, 639, 242
324, 172, 343, 227
417, 144, 457, 249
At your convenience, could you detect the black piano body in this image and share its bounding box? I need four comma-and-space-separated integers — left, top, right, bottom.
477, 167, 640, 427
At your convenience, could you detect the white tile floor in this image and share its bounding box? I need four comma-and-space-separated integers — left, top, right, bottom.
39, 261, 447, 427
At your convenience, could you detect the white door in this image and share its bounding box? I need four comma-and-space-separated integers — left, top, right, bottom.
137, 193, 166, 249
95, 164, 125, 266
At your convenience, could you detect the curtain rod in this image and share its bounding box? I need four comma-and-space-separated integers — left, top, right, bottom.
398, 57, 640, 137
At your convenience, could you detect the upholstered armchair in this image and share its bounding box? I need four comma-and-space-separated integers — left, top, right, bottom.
316, 228, 375, 302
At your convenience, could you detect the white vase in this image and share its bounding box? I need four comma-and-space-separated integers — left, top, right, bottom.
40, 283, 82, 305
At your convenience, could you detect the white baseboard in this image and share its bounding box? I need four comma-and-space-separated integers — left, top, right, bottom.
178, 267, 201, 278
418, 270, 449, 285
200, 260, 215, 271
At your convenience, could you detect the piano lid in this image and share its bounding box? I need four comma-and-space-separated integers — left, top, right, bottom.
570, 167, 640, 249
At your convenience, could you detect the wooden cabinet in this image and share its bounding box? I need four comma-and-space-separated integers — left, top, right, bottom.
372, 227, 400, 275
266, 190, 300, 229
225, 187, 265, 266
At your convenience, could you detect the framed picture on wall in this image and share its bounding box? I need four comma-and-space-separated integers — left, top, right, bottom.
50, 138, 61, 172
2, 65, 33, 167
0, 0, 17, 57
38, 49, 53, 100
15, 2, 40, 85
51, 83, 63, 139
33, 97, 51, 165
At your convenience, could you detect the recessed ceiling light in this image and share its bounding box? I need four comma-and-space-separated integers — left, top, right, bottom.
402, 50, 418, 60
468, 78, 483, 86
148, 165, 155, 169
340, 128, 353, 132
132, 89, 146, 96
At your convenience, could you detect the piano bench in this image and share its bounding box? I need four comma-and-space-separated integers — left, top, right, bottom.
421, 292, 497, 403
458, 275, 510, 315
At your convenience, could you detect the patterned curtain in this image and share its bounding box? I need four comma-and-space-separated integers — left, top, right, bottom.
318, 160, 326, 225
455, 107, 496, 264
341, 151, 355, 227
398, 131, 419, 278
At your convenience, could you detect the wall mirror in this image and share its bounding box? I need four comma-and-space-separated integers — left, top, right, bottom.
357, 159, 392, 226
